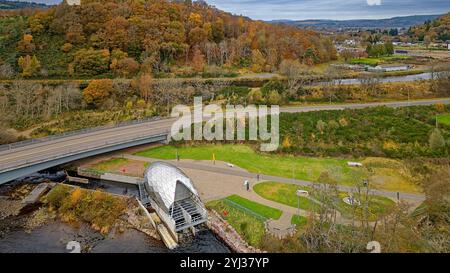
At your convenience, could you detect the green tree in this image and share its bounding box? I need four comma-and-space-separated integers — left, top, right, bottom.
18, 55, 41, 77
247, 89, 263, 104
72, 48, 111, 76
212, 18, 225, 43
266, 90, 282, 105
429, 128, 446, 150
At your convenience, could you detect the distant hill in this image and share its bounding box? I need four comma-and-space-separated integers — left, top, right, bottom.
0, 0, 50, 10
271, 15, 443, 29
407, 13, 450, 42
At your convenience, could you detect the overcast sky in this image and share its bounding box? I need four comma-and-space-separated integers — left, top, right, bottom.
17, 0, 450, 20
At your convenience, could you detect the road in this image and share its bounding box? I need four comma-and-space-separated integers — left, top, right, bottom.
0, 97, 449, 179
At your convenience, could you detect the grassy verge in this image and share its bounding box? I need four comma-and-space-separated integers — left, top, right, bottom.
349, 55, 410, 66
334, 192, 396, 221
207, 199, 266, 247
135, 144, 420, 193
254, 181, 396, 221
88, 157, 148, 177
291, 215, 308, 226
253, 182, 319, 211
135, 144, 366, 187
437, 113, 450, 126
226, 195, 282, 220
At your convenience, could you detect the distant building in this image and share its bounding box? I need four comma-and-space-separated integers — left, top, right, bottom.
347, 162, 363, 167
368, 63, 411, 72
66, 0, 81, 6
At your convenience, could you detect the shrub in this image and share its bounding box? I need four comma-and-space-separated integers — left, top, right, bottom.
82, 79, 114, 106
72, 48, 110, 76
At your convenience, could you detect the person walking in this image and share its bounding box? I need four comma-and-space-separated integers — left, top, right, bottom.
244, 180, 250, 191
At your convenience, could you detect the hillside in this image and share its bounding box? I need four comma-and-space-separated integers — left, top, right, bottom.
271, 14, 443, 29
407, 13, 450, 42
0, 0, 336, 79
0, 0, 49, 10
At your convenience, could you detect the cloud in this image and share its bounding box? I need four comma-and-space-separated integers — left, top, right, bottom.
367, 0, 382, 5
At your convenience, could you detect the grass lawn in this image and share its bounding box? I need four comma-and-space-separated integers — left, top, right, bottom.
437, 113, 450, 126
253, 182, 319, 211
349, 55, 410, 66
135, 144, 420, 193
135, 144, 366, 187
291, 215, 308, 226
334, 192, 396, 221
88, 158, 148, 177
254, 181, 396, 221
225, 195, 282, 220
207, 199, 266, 247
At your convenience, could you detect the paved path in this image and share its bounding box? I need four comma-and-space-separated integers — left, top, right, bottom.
123, 155, 424, 234
124, 155, 425, 203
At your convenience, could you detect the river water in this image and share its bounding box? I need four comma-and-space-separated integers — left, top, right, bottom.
318, 71, 448, 86
0, 220, 230, 253
0, 171, 231, 253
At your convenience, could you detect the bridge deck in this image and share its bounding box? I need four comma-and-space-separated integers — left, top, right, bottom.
0, 118, 175, 183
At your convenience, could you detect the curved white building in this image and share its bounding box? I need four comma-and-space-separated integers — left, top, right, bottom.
143, 162, 207, 233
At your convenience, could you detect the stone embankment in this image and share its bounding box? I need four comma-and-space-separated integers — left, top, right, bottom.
207, 209, 265, 253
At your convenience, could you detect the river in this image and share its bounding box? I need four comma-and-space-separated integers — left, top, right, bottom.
319, 71, 448, 86
0, 171, 231, 253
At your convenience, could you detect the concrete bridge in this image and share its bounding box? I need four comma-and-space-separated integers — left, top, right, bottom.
1, 97, 449, 184
0, 118, 175, 184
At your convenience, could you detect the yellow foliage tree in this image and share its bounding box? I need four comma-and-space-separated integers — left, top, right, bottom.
282, 136, 292, 149
70, 188, 83, 207
18, 55, 41, 77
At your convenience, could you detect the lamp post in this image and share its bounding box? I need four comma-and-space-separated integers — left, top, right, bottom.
296, 190, 309, 218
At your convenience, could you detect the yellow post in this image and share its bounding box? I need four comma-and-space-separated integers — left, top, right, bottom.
213, 153, 216, 165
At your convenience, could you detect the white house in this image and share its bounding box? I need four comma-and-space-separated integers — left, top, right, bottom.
368, 64, 411, 72
347, 162, 363, 167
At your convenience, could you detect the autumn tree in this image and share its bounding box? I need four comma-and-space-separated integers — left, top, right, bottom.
82, 79, 113, 107
250, 49, 266, 73
192, 47, 205, 73
18, 55, 41, 77
134, 74, 154, 102
212, 18, 225, 43
247, 88, 263, 104
17, 34, 35, 54
72, 48, 110, 76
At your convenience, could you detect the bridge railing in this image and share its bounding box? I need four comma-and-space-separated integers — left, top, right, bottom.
0, 132, 168, 172
0, 116, 165, 152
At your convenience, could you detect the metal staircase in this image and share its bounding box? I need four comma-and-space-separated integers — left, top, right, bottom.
137, 181, 151, 205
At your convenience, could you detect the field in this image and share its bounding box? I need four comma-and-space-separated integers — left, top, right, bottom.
136, 144, 366, 187
136, 144, 421, 192
349, 55, 410, 66
253, 182, 319, 210
253, 182, 396, 221
334, 192, 396, 221
291, 215, 308, 226
437, 113, 450, 126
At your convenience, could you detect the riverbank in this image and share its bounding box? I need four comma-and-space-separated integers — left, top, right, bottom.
0, 179, 230, 253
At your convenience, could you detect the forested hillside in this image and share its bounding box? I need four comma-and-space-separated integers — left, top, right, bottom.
0, 0, 336, 79
407, 12, 450, 42
0, 0, 49, 10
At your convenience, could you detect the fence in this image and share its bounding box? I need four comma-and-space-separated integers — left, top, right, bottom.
223, 198, 268, 222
